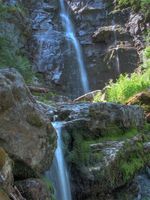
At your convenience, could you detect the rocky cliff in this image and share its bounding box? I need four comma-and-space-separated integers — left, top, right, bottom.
52, 102, 150, 200
28, 0, 147, 98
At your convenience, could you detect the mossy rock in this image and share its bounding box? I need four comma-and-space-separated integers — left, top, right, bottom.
0, 147, 7, 170
26, 112, 43, 127
127, 91, 150, 112
0, 189, 10, 200
12, 158, 38, 180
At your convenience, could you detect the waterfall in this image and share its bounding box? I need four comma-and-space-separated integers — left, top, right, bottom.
59, 0, 90, 94
46, 122, 72, 200
112, 19, 120, 74
112, 1, 120, 74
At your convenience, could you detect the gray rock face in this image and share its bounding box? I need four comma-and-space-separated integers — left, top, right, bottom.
126, 13, 146, 51
28, 0, 145, 98
30, 0, 63, 74
66, 0, 141, 91
56, 102, 145, 135
0, 68, 56, 175
29, 0, 87, 97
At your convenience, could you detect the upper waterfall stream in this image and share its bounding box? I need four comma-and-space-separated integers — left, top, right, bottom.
59, 0, 90, 93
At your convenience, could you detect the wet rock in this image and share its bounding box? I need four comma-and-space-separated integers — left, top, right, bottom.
135, 173, 150, 200
0, 148, 13, 193
0, 68, 56, 176
16, 179, 52, 200
28, 0, 143, 97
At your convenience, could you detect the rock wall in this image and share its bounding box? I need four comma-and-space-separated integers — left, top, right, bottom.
66, 0, 141, 90
28, 0, 147, 98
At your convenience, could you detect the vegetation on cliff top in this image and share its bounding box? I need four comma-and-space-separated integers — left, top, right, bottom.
117, 0, 150, 20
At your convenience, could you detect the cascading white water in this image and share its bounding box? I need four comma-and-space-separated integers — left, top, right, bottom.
46, 122, 72, 200
112, 0, 120, 74
59, 0, 90, 93
112, 19, 120, 74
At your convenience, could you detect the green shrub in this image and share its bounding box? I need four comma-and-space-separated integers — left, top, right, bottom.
106, 71, 150, 103
94, 46, 150, 103
116, 0, 150, 20
0, 36, 33, 83
0, 3, 33, 83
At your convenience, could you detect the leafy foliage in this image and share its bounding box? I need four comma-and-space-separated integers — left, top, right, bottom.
0, 2, 33, 83
94, 46, 150, 103
116, 0, 150, 20
106, 71, 150, 103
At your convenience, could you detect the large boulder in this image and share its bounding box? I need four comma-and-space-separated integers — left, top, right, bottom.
56, 102, 145, 136
54, 102, 148, 199
0, 147, 25, 200
0, 147, 13, 193
16, 178, 52, 200
0, 68, 56, 176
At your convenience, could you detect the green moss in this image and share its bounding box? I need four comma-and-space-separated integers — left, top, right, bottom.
64, 127, 141, 169
33, 91, 57, 104
99, 128, 139, 141
26, 113, 43, 127
65, 133, 90, 167
42, 177, 56, 200
120, 157, 144, 181
116, 0, 150, 21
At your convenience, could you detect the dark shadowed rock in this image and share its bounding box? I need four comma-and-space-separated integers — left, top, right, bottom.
16, 179, 52, 200
0, 147, 25, 200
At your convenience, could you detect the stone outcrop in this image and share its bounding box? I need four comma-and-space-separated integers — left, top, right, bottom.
0, 68, 56, 176
127, 90, 150, 123
16, 179, 52, 200
56, 102, 144, 135
0, 148, 25, 200
52, 102, 149, 199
